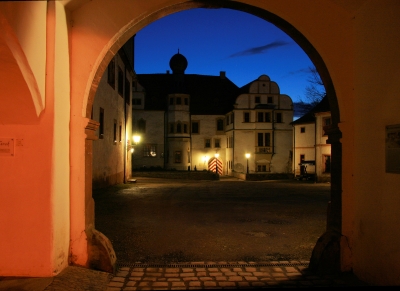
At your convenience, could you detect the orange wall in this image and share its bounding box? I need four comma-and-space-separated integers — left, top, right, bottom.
1, 0, 399, 285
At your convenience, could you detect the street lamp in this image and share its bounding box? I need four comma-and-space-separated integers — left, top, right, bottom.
215, 153, 219, 174
133, 134, 141, 145
245, 153, 250, 174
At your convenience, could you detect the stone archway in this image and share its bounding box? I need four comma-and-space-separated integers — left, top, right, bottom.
79, 0, 342, 273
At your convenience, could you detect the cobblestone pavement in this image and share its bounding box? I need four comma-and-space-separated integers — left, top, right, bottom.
106, 261, 368, 290
0, 261, 368, 291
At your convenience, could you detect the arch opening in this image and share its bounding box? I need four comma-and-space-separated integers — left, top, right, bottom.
82, 0, 342, 274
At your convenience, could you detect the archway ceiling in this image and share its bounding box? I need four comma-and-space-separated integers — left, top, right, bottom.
62, 0, 367, 15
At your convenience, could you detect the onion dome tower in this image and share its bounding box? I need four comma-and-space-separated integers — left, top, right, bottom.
166, 50, 191, 170
169, 49, 188, 74
169, 49, 187, 93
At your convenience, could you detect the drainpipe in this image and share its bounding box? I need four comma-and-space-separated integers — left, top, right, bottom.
123, 68, 127, 183
314, 114, 317, 183
293, 123, 295, 177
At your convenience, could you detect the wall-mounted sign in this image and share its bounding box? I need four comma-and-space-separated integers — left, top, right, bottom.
0, 138, 14, 157
386, 124, 400, 173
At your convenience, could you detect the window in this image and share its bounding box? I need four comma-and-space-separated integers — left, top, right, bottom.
137, 119, 146, 133
132, 98, 142, 105
226, 115, 230, 125
216, 119, 224, 131
205, 139, 211, 148
107, 59, 115, 88
255, 96, 260, 103
323, 155, 331, 173
267, 96, 273, 103
265, 112, 271, 122
113, 119, 117, 143
257, 132, 271, 147
300, 154, 305, 163
276, 112, 282, 123
184, 98, 188, 105
176, 123, 182, 133
169, 123, 174, 133
117, 67, 123, 96
183, 124, 187, 133
169, 97, 174, 105
191, 121, 199, 134
215, 138, 220, 148
257, 112, 264, 122
300, 127, 305, 133
257, 164, 270, 172
176, 97, 181, 105
143, 144, 157, 157
124, 78, 130, 104
231, 113, 234, 124
244, 112, 250, 122
174, 151, 181, 163
99, 108, 104, 139
323, 117, 331, 136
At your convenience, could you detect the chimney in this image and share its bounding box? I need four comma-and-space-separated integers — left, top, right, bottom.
220, 71, 226, 79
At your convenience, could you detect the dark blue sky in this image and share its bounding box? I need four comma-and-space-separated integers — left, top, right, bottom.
134, 8, 315, 103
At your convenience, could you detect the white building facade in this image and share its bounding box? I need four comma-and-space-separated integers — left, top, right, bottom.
92, 39, 135, 188
292, 96, 331, 182
133, 53, 294, 177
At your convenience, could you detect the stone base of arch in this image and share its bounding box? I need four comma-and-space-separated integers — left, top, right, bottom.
86, 227, 117, 274
309, 230, 341, 274
83, 119, 117, 273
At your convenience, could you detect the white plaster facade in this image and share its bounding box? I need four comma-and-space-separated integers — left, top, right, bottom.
92, 40, 134, 188
292, 96, 331, 182
229, 75, 293, 175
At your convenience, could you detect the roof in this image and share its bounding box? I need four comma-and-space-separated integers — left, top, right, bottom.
291, 95, 330, 125
136, 73, 241, 115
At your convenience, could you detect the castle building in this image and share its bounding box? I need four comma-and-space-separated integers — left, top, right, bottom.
132, 52, 294, 176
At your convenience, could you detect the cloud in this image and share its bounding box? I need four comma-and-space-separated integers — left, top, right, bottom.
287, 68, 310, 76
228, 41, 290, 58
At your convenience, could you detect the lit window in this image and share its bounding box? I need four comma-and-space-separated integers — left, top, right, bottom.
175, 151, 181, 163
143, 144, 157, 157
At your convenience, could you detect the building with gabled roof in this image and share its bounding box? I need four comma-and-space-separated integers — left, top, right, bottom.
132, 52, 294, 175
291, 95, 331, 182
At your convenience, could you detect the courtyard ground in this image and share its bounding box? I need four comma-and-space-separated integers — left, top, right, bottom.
93, 177, 330, 265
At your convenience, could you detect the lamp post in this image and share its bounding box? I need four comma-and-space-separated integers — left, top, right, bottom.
215, 153, 219, 174
245, 153, 250, 174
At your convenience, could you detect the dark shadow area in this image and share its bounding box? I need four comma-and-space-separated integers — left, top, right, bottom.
93, 178, 329, 265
